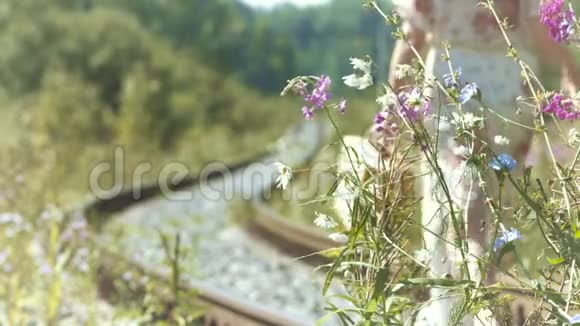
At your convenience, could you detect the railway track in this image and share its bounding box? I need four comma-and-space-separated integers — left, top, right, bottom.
81, 120, 535, 325
83, 121, 347, 325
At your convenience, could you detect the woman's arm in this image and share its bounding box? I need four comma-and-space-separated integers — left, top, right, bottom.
524, 17, 580, 93
388, 21, 427, 91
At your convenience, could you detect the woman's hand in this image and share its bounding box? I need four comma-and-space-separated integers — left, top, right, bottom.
388, 22, 427, 91
525, 17, 580, 95
561, 66, 580, 95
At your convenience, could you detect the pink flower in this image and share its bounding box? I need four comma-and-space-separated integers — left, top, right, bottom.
302, 106, 314, 120
397, 88, 431, 122
542, 92, 580, 121
540, 0, 576, 42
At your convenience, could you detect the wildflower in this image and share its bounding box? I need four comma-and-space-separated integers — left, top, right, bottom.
452, 145, 470, 157
569, 314, 580, 324
451, 112, 484, 129
458, 83, 479, 104
343, 73, 373, 90
373, 111, 399, 136
494, 135, 510, 146
443, 68, 462, 88
343, 57, 373, 90
397, 88, 431, 122
543, 92, 580, 121
337, 98, 347, 114
292, 75, 334, 120
305, 75, 332, 109
302, 106, 314, 120
329, 232, 349, 243
376, 92, 397, 107
540, 0, 576, 42
395, 64, 415, 80
314, 212, 338, 229
374, 111, 387, 131
489, 153, 517, 172
274, 162, 292, 190
349, 57, 372, 74
493, 225, 521, 252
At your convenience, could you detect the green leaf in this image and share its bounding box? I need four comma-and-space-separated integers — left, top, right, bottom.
319, 246, 346, 259
400, 278, 474, 288
546, 256, 565, 265
372, 268, 389, 300
366, 299, 378, 314
322, 247, 347, 295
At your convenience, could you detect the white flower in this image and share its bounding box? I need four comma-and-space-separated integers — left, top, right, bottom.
376, 92, 397, 107
452, 145, 470, 157
329, 233, 349, 243
343, 73, 373, 90
349, 57, 372, 74
452, 112, 483, 129
314, 212, 338, 229
494, 135, 510, 146
406, 88, 423, 106
395, 64, 415, 80
569, 128, 580, 146
274, 162, 292, 190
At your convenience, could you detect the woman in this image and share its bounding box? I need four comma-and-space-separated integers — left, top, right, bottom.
388, 0, 580, 324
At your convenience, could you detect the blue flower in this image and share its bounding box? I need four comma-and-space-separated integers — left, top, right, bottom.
570, 314, 580, 324
443, 68, 462, 88
458, 83, 478, 104
489, 153, 517, 172
493, 227, 521, 252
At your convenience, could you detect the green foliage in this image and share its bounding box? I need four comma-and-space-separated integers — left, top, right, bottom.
0, 0, 303, 193
92, 0, 395, 93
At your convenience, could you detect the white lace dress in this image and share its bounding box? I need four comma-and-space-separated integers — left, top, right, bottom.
392, 1, 541, 325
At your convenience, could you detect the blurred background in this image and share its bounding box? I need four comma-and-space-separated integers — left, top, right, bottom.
0, 0, 392, 202
0, 0, 393, 323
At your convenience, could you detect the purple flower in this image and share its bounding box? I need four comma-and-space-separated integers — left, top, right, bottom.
305, 75, 332, 109
540, 0, 576, 42
302, 106, 314, 120
443, 68, 462, 88
397, 88, 431, 122
543, 92, 580, 121
337, 98, 347, 114
489, 153, 517, 172
373, 110, 400, 136
374, 112, 386, 126
297, 75, 333, 120
570, 314, 580, 324
493, 227, 521, 252
458, 83, 479, 104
